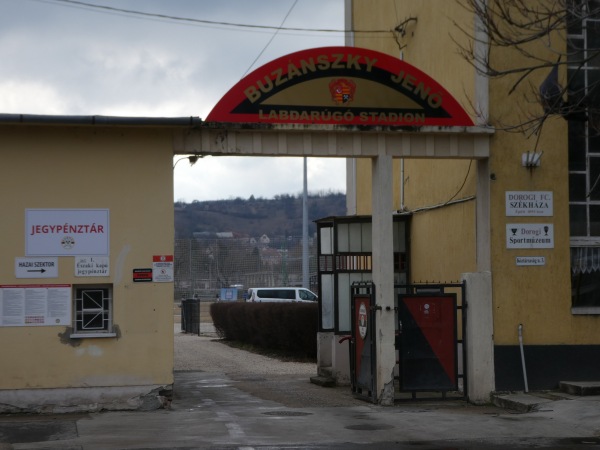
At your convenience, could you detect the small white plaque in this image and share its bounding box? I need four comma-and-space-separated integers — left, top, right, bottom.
516, 256, 546, 266
506, 224, 554, 249
506, 191, 553, 216
15, 257, 58, 278
75, 256, 109, 277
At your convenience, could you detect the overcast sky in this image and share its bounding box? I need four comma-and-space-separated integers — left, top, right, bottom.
0, 0, 347, 202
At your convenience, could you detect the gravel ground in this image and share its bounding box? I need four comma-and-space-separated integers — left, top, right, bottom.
174, 329, 315, 376
173, 327, 366, 408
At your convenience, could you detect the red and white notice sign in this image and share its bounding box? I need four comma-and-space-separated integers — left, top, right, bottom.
152, 255, 174, 283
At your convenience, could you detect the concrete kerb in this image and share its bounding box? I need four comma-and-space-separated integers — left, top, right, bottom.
491, 392, 555, 413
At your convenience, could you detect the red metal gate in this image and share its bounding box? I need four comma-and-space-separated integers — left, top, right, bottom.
349, 282, 377, 402
346, 282, 466, 402
397, 283, 466, 398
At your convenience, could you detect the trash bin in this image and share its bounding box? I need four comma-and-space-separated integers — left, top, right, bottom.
181, 298, 200, 335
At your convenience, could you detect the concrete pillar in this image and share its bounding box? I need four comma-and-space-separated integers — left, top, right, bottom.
468, 156, 494, 403
345, 158, 357, 215
476, 158, 491, 272
462, 271, 495, 404
371, 152, 396, 405
316, 332, 333, 375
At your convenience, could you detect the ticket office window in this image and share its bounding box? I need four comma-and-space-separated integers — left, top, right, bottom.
71, 284, 116, 338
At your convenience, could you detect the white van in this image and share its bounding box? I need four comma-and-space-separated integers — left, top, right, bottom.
247, 287, 318, 303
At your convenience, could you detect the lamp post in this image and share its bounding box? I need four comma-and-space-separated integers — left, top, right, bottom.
302, 157, 309, 289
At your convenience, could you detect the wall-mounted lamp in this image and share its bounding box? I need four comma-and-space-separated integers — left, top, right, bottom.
173, 154, 203, 169
522, 151, 543, 168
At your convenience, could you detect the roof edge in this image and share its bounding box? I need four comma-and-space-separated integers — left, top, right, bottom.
0, 113, 203, 127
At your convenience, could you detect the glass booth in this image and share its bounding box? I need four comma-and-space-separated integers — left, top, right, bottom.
315, 215, 410, 335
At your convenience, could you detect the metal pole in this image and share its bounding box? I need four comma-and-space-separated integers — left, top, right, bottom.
518, 324, 529, 393
302, 157, 309, 289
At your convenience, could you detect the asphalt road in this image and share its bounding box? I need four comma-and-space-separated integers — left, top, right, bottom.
0, 329, 599, 449
175, 330, 366, 408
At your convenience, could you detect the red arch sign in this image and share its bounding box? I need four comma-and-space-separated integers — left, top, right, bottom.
206, 46, 473, 127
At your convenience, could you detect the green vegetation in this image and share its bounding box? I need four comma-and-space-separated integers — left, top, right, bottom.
210, 302, 318, 360
175, 192, 345, 238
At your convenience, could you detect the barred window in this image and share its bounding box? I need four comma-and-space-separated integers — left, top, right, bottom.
568, 1, 600, 311
71, 284, 115, 337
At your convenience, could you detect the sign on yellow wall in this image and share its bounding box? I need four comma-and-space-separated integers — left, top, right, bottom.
506, 224, 554, 249
505, 191, 553, 217
0, 284, 71, 327
26, 209, 109, 256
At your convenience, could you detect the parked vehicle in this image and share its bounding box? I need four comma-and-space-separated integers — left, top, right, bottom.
247, 287, 318, 303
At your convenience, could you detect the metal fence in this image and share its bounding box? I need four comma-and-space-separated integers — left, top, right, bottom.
174, 237, 318, 301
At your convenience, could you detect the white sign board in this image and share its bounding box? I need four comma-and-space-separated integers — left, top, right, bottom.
506, 191, 553, 216
516, 256, 546, 266
152, 255, 174, 283
0, 284, 71, 327
26, 209, 109, 256
75, 256, 109, 277
506, 224, 554, 249
15, 257, 58, 278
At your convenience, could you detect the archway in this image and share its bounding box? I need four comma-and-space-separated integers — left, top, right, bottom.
176, 46, 492, 404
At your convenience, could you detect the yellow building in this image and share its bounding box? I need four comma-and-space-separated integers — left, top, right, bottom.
2, 1, 596, 412
344, 0, 600, 397
0, 116, 199, 412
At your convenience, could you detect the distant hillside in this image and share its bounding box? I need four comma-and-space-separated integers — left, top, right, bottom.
174, 192, 346, 239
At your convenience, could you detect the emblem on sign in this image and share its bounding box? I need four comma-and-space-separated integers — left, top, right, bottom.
329, 78, 356, 105
61, 236, 75, 249
358, 303, 368, 339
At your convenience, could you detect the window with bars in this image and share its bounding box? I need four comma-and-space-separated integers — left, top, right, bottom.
72, 284, 114, 337
568, 1, 600, 310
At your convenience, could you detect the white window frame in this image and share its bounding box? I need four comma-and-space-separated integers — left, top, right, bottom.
71, 284, 116, 338
568, 6, 600, 313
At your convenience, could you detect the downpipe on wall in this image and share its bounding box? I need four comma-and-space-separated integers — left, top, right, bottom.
518, 323, 529, 393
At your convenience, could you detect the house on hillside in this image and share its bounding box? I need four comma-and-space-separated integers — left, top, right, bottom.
260, 247, 281, 266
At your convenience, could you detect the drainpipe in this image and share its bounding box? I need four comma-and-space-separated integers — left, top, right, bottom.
344, 0, 354, 47
475, 0, 489, 126
345, 0, 357, 216
302, 157, 309, 289
518, 324, 529, 393
400, 159, 405, 211
399, 51, 406, 212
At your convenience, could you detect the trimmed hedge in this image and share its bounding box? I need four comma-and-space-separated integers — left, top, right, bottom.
210, 302, 318, 359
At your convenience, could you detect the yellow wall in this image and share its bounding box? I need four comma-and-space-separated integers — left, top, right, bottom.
353, 0, 474, 112
484, 3, 596, 344
352, 0, 600, 345
353, 1, 478, 283
0, 124, 175, 389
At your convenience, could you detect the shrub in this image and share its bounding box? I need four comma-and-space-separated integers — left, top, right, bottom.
210, 302, 318, 359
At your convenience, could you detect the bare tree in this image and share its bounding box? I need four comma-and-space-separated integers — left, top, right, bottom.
453, 0, 599, 139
